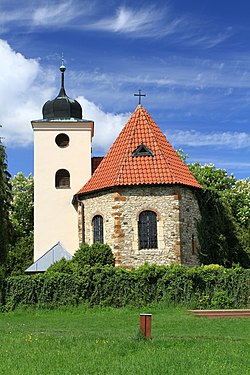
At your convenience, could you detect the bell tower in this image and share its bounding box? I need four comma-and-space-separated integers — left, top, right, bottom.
31, 61, 94, 261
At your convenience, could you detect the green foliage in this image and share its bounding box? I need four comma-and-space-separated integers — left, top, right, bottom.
189, 163, 236, 191
46, 243, 115, 275
226, 178, 250, 227
195, 189, 244, 266
189, 163, 250, 267
0, 144, 12, 266
176, 148, 189, 163
1, 173, 34, 277
1, 264, 249, 311
72, 242, 115, 268
3, 232, 33, 276
46, 257, 76, 274
224, 179, 250, 259
0, 267, 4, 306
10, 172, 34, 241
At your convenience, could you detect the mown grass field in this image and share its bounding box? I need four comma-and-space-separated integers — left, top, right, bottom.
0, 305, 249, 375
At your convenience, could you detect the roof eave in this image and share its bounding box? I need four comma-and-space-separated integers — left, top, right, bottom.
74, 181, 202, 201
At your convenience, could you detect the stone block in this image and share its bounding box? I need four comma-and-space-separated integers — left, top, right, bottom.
112, 233, 125, 238
114, 196, 127, 202
174, 193, 181, 200
112, 212, 122, 217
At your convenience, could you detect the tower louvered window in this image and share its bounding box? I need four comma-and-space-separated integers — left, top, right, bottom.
55, 169, 70, 188
138, 211, 158, 249
92, 215, 104, 244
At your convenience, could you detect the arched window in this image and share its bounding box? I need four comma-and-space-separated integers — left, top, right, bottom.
138, 210, 158, 249
55, 169, 70, 188
92, 215, 103, 244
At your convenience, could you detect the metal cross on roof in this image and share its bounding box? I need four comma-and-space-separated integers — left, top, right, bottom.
134, 89, 146, 105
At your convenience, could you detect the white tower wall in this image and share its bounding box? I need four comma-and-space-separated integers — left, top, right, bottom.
32, 120, 93, 261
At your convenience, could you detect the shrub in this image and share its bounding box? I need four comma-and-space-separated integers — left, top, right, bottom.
72, 243, 115, 268
46, 243, 115, 275
46, 257, 76, 274
1, 264, 249, 311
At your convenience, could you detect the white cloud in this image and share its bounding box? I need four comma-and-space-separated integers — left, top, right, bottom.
0, 40, 49, 146
0, 0, 92, 29
0, 39, 130, 152
77, 96, 130, 154
89, 6, 159, 33
32, 2, 77, 26
166, 129, 250, 149
87, 5, 185, 38
0, 2, 233, 48
177, 25, 233, 49
80, 4, 232, 46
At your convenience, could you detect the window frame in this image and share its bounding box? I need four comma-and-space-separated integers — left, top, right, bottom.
92, 215, 104, 244
55, 169, 70, 189
138, 210, 158, 249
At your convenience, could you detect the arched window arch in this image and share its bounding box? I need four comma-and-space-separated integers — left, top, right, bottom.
55, 169, 70, 188
92, 215, 104, 244
138, 210, 158, 249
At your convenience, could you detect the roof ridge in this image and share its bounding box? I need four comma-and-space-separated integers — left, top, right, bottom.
142, 108, 174, 181
116, 106, 141, 184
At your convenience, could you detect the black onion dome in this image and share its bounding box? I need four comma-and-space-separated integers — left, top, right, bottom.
42, 62, 82, 120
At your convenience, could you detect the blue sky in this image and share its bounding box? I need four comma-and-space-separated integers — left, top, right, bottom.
0, 0, 250, 179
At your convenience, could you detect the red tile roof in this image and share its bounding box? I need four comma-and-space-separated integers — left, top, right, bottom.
77, 105, 201, 195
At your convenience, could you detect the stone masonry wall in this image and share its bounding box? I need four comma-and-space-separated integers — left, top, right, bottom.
79, 185, 200, 267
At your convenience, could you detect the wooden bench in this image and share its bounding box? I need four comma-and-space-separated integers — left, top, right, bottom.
190, 309, 250, 318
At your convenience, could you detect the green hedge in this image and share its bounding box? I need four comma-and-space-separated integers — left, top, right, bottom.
0, 264, 249, 311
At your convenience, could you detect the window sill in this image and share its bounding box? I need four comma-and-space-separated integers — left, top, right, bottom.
139, 248, 158, 251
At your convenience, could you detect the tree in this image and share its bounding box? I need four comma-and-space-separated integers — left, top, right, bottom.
189, 162, 236, 191
9, 172, 34, 241
0, 143, 12, 266
188, 163, 250, 267
225, 178, 250, 227
3, 173, 34, 276
4, 231, 33, 276
223, 178, 250, 259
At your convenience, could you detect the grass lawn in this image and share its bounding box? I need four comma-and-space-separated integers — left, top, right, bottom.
0, 305, 249, 375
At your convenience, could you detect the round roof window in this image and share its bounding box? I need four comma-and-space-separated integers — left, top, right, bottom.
55, 133, 69, 148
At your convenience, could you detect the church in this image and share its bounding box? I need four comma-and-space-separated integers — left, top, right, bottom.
26, 62, 201, 272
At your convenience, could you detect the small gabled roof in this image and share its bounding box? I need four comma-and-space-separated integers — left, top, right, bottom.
76, 105, 201, 196
25, 242, 72, 273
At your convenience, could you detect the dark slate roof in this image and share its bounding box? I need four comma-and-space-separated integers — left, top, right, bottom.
42, 63, 82, 120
